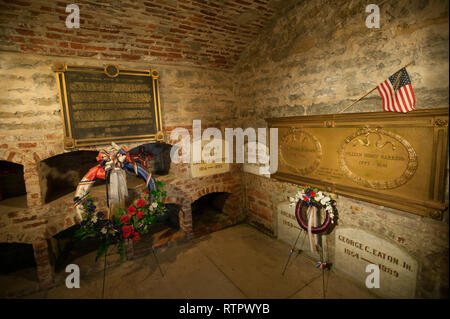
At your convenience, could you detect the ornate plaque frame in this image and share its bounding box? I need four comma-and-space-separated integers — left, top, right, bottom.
267, 108, 448, 219
53, 63, 164, 149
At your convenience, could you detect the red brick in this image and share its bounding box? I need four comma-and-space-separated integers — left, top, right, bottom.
8, 0, 31, 6
29, 38, 55, 46
18, 142, 37, 148
20, 44, 46, 53
7, 151, 16, 162
121, 53, 140, 60
15, 28, 34, 36
84, 45, 107, 51
70, 42, 83, 49
23, 220, 47, 229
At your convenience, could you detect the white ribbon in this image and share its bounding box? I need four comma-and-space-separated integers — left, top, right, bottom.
105, 143, 129, 207
108, 167, 128, 206
307, 206, 319, 253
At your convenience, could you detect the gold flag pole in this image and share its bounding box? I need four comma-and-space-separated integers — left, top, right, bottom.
339, 61, 414, 113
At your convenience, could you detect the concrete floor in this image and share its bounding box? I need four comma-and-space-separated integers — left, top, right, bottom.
24, 224, 376, 299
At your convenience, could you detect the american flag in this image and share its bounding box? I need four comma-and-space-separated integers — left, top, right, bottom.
377, 67, 416, 113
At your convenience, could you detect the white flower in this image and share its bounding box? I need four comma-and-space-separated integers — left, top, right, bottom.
150, 202, 158, 209
320, 196, 331, 205
92, 216, 98, 223
315, 191, 324, 201
289, 196, 295, 203
101, 227, 107, 234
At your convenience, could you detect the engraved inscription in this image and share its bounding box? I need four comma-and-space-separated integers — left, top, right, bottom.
280, 128, 322, 175
338, 127, 418, 189
335, 228, 418, 298
65, 72, 156, 140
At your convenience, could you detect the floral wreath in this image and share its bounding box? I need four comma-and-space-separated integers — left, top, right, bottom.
74, 181, 167, 262
71, 142, 168, 261
289, 185, 336, 234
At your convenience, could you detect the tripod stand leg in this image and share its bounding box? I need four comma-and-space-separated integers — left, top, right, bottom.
281, 228, 303, 276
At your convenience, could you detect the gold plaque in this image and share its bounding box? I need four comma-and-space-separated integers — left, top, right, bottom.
53, 63, 164, 149
267, 109, 448, 219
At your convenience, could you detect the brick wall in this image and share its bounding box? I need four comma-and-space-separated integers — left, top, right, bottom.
234, 0, 449, 298
0, 51, 238, 206
0, 0, 279, 69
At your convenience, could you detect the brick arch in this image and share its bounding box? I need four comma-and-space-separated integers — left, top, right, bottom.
190, 184, 233, 204
0, 148, 27, 166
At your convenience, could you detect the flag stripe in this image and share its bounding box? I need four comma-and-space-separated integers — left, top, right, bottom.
403, 86, 414, 111
380, 81, 393, 112
377, 69, 415, 113
386, 81, 400, 112
391, 81, 405, 112
402, 86, 413, 110
398, 87, 408, 112
406, 84, 416, 108
408, 83, 416, 103
377, 85, 387, 111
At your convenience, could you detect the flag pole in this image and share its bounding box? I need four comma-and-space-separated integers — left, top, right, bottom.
338, 61, 414, 113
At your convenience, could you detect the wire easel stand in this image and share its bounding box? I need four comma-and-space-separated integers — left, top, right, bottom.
281, 209, 329, 299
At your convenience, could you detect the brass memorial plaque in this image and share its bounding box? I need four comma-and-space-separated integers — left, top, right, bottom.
267, 109, 448, 219
53, 63, 164, 149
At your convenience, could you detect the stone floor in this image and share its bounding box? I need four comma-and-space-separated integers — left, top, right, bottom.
23, 224, 376, 299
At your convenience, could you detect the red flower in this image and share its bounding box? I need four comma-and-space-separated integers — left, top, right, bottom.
304, 196, 309, 201
137, 212, 145, 219
122, 225, 134, 238
127, 206, 136, 215
136, 199, 146, 207
120, 215, 130, 224
132, 232, 140, 243
310, 191, 316, 197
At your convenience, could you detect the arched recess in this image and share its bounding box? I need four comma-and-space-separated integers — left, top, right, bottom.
0, 242, 39, 296
191, 192, 232, 235
37, 151, 104, 203
0, 160, 27, 211
127, 142, 173, 176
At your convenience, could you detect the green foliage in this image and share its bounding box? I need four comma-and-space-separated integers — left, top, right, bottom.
75, 182, 168, 263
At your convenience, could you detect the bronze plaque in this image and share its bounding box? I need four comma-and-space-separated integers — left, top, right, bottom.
53, 63, 164, 149
267, 109, 448, 219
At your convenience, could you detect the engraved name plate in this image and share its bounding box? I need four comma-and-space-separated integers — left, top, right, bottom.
267, 109, 448, 218
335, 227, 418, 299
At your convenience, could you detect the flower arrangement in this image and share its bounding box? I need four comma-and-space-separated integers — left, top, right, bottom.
74, 180, 167, 261
289, 185, 336, 223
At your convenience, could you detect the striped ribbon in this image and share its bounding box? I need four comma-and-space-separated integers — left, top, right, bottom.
146, 171, 152, 188
307, 206, 319, 252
